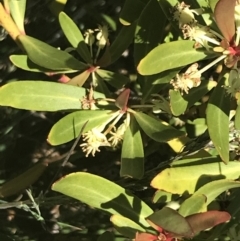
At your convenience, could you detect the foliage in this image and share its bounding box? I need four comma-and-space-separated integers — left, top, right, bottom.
1, 0, 240, 240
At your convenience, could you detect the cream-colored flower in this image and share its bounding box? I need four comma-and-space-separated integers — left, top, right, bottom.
80, 126, 110, 157
170, 63, 201, 95
173, 2, 202, 28
96, 25, 109, 49
84, 29, 95, 46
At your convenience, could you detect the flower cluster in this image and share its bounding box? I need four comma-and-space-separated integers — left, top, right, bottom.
171, 0, 240, 96
80, 111, 130, 157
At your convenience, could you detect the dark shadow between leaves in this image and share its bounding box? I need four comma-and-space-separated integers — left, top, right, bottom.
101, 192, 145, 227
195, 174, 226, 191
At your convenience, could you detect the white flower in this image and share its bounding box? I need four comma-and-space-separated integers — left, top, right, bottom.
170, 63, 201, 94
96, 25, 109, 49
80, 126, 110, 157
84, 29, 95, 46
173, 2, 202, 28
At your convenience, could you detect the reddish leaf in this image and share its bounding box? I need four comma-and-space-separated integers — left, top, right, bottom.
135, 232, 158, 241
115, 88, 130, 111
214, 0, 235, 42
186, 211, 231, 235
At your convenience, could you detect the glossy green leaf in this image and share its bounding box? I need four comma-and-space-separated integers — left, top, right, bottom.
119, 0, 147, 25
110, 23, 136, 64
0, 81, 105, 111
235, 104, 240, 130
48, 0, 68, 16
10, 55, 80, 73
121, 117, 144, 179
9, 0, 26, 33
142, 68, 180, 103
48, 110, 113, 145
206, 77, 230, 163
151, 161, 240, 194
191, 179, 240, 206
133, 112, 184, 142
209, 0, 219, 12
134, 0, 166, 65
97, 231, 114, 241
111, 215, 145, 238
137, 41, 218, 75
0, 162, 47, 197
17, 35, 87, 71
96, 69, 129, 89
66, 70, 90, 86
59, 12, 92, 64
170, 80, 217, 116
179, 195, 207, 217
52, 172, 153, 227
147, 207, 193, 237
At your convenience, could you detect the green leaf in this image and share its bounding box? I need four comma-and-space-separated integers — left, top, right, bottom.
190, 179, 240, 206
170, 80, 217, 116
110, 23, 136, 64
96, 69, 129, 89
147, 207, 193, 237
151, 161, 240, 194
0, 81, 105, 111
179, 195, 207, 217
152, 190, 178, 204
134, 0, 166, 65
142, 68, 180, 103
121, 117, 144, 179
137, 41, 218, 75
9, 0, 26, 33
10, 55, 79, 73
17, 35, 88, 71
111, 215, 145, 238
59, 12, 92, 64
206, 76, 230, 163
133, 112, 184, 142
235, 104, 240, 130
119, 0, 147, 25
209, 0, 219, 12
0, 162, 47, 197
97, 231, 114, 241
66, 70, 90, 86
48, 110, 113, 145
52, 172, 153, 227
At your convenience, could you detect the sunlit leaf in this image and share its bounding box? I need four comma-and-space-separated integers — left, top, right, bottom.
48, 110, 113, 145
111, 215, 145, 238
66, 70, 90, 86
179, 195, 207, 217
137, 41, 217, 75
0, 81, 104, 111
235, 104, 240, 130
152, 190, 178, 204
59, 12, 92, 64
52, 172, 153, 227
151, 161, 240, 194
133, 112, 184, 142
121, 117, 144, 179
0, 162, 47, 197
17, 35, 87, 71
206, 76, 230, 163
214, 0, 235, 42
190, 179, 240, 206
10, 55, 79, 73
